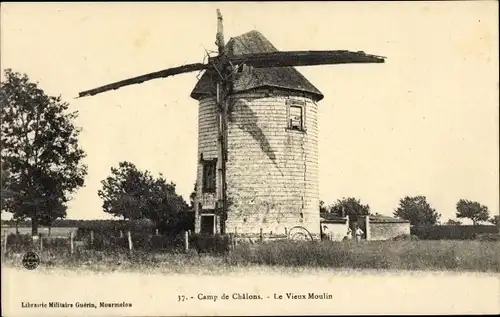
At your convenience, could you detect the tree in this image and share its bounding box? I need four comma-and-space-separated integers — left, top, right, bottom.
319, 200, 328, 213
445, 219, 462, 225
189, 183, 197, 209
98, 161, 189, 230
489, 215, 499, 226
98, 161, 152, 220
330, 197, 371, 221
1, 161, 12, 210
39, 198, 67, 236
144, 176, 190, 232
393, 196, 440, 226
0, 69, 87, 238
455, 199, 490, 225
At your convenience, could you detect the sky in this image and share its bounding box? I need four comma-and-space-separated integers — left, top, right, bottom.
1, 2, 498, 223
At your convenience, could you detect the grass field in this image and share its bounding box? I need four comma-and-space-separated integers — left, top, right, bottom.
2, 239, 499, 274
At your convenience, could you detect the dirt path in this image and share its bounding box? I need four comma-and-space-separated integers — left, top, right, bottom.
2, 266, 499, 316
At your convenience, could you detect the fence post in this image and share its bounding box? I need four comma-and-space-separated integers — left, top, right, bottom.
365, 215, 371, 241
39, 234, 43, 252
127, 230, 133, 252
184, 231, 189, 252
234, 227, 238, 248
90, 230, 94, 246
346, 215, 351, 239
3, 230, 7, 253
70, 231, 74, 255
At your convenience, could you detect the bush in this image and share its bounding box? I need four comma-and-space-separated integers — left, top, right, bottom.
190, 234, 231, 254
3, 229, 190, 253
411, 225, 498, 240
150, 234, 184, 252
131, 232, 152, 250
78, 229, 187, 253
84, 231, 129, 251
475, 233, 500, 241
392, 234, 419, 241
156, 212, 195, 235
4, 233, 73, 252
44, 237, 70, 249
6, 233, 34, 252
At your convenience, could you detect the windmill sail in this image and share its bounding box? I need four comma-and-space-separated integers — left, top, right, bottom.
78, 63, 208, 97
225, 50, 385, 68
78, 50, 384, 98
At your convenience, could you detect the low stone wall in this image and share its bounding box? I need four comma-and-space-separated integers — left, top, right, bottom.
369, 221, 410, 240
228, 230, 321, 243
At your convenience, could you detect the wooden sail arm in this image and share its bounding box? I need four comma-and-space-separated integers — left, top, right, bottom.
78, 63, 208, 98
218, 50, 386, 68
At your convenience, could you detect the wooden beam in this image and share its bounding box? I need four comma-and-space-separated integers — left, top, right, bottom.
223, 50, 386, 68
78, 63, 208, 97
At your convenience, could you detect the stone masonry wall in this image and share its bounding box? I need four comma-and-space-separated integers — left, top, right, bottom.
369, 222, 411, 240
195, 89, 320, 238
225, 89, 319, 238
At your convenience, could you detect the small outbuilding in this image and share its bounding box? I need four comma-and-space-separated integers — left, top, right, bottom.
320, 214, 350, 241
320, 213, 411, 241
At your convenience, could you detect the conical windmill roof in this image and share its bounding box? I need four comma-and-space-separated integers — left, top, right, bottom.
190, 30, 324, 101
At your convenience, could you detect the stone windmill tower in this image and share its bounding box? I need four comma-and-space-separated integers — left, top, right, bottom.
191, 30, 324, 240
78, 10, 385, 240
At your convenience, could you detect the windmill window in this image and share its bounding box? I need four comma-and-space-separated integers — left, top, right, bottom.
202, 159, 217, 193
288, 105, 304, 131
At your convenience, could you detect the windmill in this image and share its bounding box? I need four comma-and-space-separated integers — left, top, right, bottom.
79, 9, 385, 239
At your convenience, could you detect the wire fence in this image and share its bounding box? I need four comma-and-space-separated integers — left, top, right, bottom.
1, 230, 241, 255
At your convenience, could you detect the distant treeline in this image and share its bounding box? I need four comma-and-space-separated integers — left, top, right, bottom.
1, 212, 194, 234
2, 219, 151, 228
411, 224, 499, 240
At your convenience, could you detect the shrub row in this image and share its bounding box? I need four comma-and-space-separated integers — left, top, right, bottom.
1, 219, 155, 231
3, 232, 187, 253
79, 231, 187, 252
411, 225, 499, 240
2, 215, 194, 232
5, 233, 70, 252
190, 234, 231, 254
392, 234, 419, 241
78, 231, 232, 253
3, 232, 231, 254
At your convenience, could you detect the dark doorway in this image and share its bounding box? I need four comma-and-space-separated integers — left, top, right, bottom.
200, 215, 215, 235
